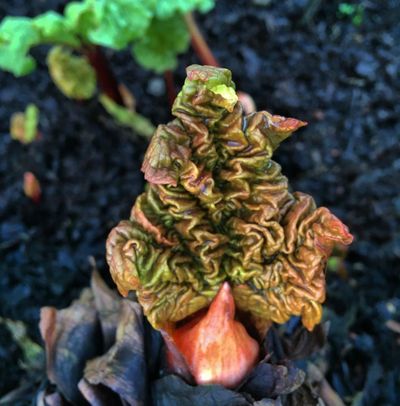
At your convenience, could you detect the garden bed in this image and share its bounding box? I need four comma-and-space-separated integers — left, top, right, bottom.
0, 0, 399, 404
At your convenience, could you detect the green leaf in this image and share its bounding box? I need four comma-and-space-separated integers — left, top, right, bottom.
47, 46, 96, 100
64, 0, 100, 42
65, 0, 153, 50
87, 0, 153, 49
154, 0, 215, 18
0, 0, 216, 78
132, 14, 189, 73
33, 11, 80, 47
99, 94, 155, 138
0, 17, 40, 76
0, 12, 80, 77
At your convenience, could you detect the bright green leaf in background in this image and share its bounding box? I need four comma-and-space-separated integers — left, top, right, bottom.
0, 0, 215, 77
86, 0, 153, 49
133, 15, 189, 73
0, 17, 40, 76
33, 11, 80, 47
47, 46, 96, 99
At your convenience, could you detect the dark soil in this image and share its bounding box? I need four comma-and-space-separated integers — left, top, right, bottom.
1, 0, 399, 404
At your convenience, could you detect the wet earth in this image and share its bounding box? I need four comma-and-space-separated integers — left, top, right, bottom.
0, 0, 399, 404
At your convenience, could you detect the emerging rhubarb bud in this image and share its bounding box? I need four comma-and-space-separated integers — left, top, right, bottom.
106, 64, 353, 385
168, 282, 259, 387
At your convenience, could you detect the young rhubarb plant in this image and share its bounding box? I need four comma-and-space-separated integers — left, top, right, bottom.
106, 65, 353, 387
0, 0, 214, 96
0, 0, 215, 138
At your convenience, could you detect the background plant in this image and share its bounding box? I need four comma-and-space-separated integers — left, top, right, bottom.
0, 0, 215, 137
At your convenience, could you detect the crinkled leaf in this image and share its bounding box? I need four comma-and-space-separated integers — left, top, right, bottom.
47, 46, 96, 99
141, 124, 191, 185
64, 1, 99, 42
132, 15, 189, 73
152, 374, 251, 406
99, 94, 155, 138
107, 65, 353, 333
0, 17, 40, 76
64, 0, 152, 49
87, 0, 152, 49
39, 290, 102, 404
0, 12, 79, 77
33, 11, 80, 47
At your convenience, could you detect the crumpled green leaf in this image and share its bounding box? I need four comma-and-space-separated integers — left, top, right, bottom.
65, 0, 153, 50
33, 11, 80, 47
132, 15, 189, 73
0, 17, 40, 76
107, 65, 354, 335
47, 46, 96, 100
0, 13, 79, 77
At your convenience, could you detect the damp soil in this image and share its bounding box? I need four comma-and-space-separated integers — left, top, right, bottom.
0, 0, 399, 404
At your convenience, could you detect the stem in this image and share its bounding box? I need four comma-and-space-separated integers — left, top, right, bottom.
164, 70, 177, 108
184, 13, 219, 67
84, 46, 124, 106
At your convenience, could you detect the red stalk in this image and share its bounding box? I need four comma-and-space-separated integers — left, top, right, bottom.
164, 70, 177, 107
184, 13, 219, 67
84, 46, 124, 106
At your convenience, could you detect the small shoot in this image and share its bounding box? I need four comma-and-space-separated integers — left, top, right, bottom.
10, 104, 40, 144
23, 172, 41, 203
99, 94, 155, 139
